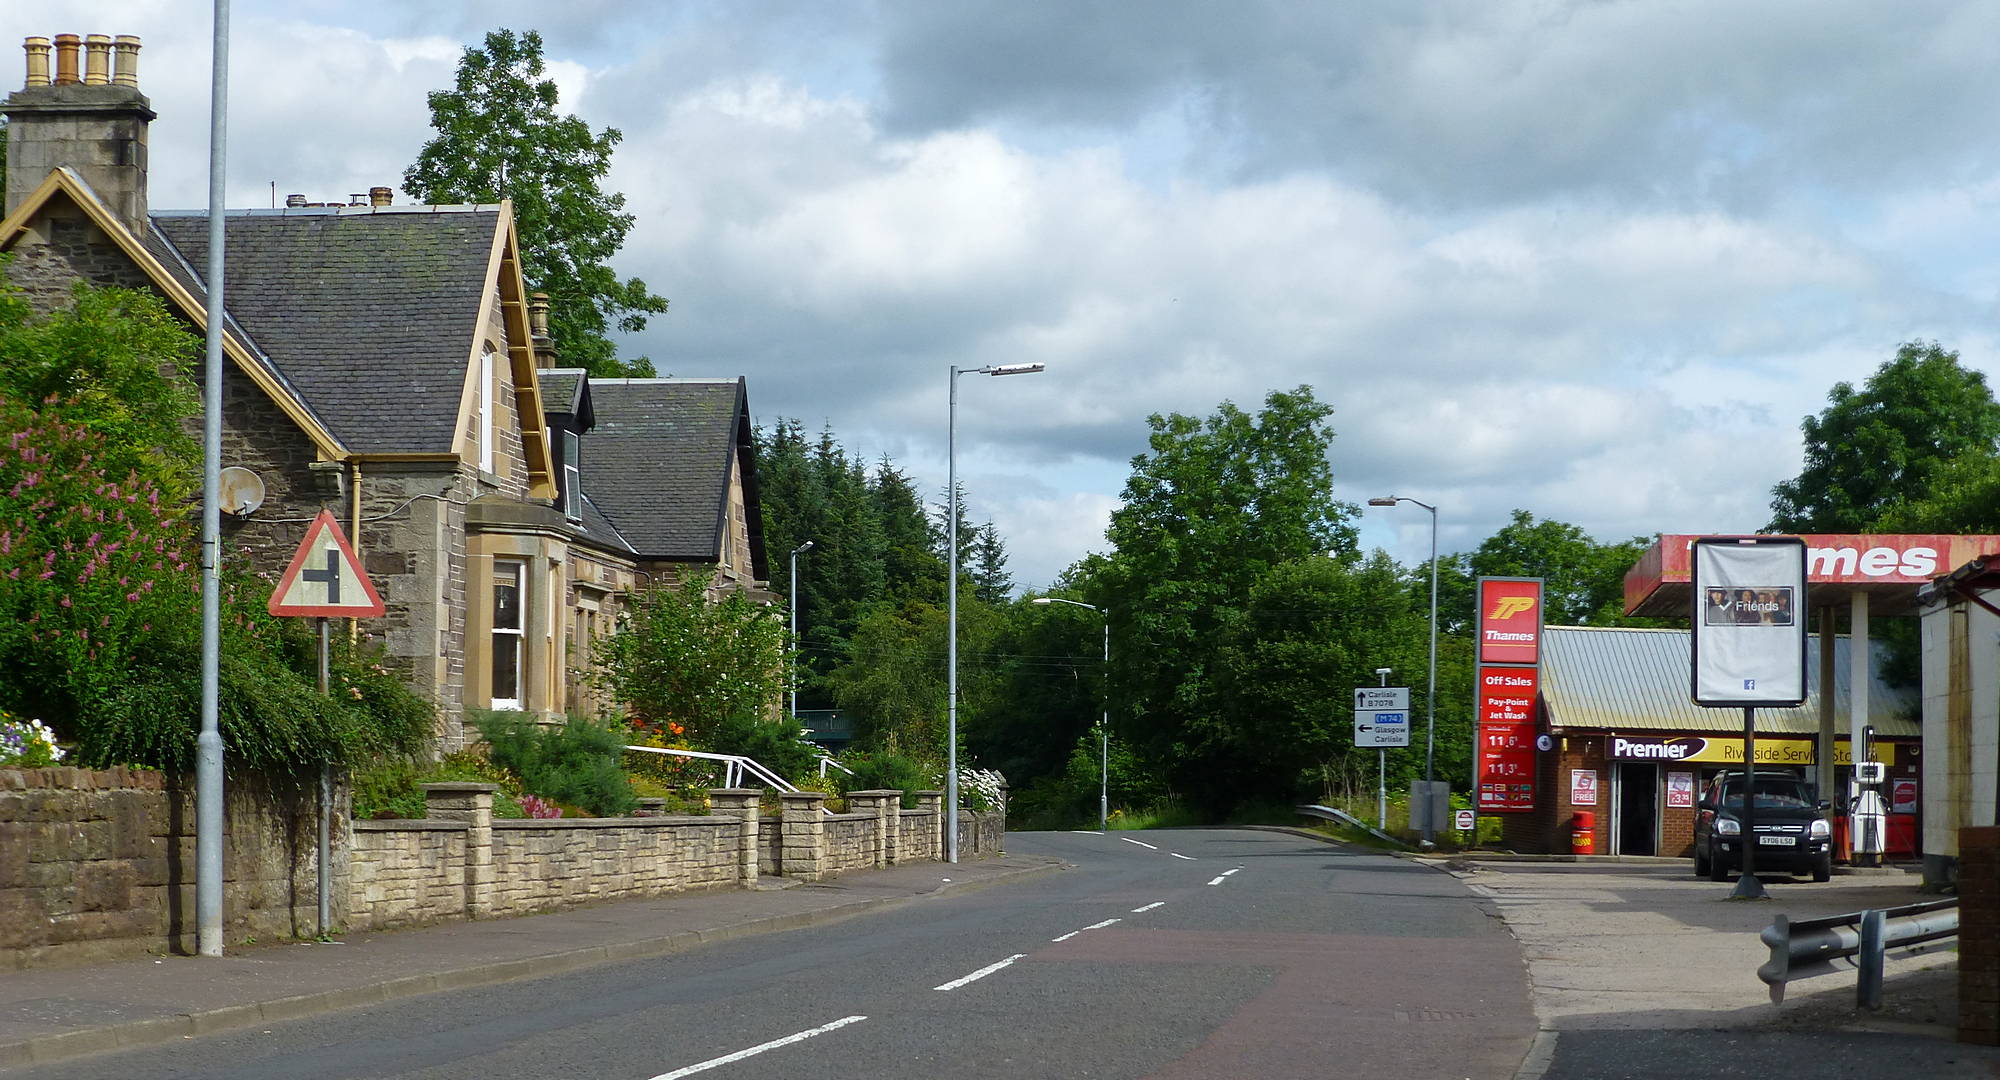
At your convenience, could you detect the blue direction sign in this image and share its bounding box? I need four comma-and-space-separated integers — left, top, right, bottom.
1354, 687, 1412, 748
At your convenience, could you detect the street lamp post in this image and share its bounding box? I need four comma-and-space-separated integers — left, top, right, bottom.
789, 540, 814, 719
1368, 495, 1440, 845
947, 362, 1044, 863
1034, 597, 1109, 833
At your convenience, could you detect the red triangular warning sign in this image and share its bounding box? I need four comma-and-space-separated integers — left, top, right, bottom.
268, 509, 386, 617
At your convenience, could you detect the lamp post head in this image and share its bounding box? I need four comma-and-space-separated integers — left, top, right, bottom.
792, 540, 814, 555
981, 363, 1045, 377
1367, 496, 1399, 507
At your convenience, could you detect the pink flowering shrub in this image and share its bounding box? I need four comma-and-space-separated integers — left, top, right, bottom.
0, 279, 433, 773
0, 402, 202, 735
517, 793, 563, 819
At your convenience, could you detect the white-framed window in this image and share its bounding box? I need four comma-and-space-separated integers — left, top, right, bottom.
478, 349, 495, 474
561, 429, 582, 522
491, 559, 525, 709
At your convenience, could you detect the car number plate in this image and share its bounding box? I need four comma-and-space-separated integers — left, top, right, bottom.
1758, 835, 1797, 846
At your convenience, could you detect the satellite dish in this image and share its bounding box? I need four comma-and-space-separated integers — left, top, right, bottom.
219, 466, 266, 516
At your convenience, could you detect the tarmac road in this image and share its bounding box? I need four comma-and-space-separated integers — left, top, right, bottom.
1, 828, 1535, 1080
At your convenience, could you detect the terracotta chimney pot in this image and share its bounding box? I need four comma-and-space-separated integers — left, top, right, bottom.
285, 193, 307, 208
83, 34, 111, 85
112, 35, 141, 88
369, 186, 393, 207
23, 37, 52, 87
52, 34, 80, 85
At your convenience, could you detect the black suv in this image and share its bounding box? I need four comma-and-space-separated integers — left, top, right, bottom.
1693, 770, 1833, 882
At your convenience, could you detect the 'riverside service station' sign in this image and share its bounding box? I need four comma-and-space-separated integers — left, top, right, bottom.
1606, 735, 1892, 766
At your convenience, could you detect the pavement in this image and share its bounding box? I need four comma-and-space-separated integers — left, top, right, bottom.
1424, 854, 2000, 1079
0, 853, 1065, 1072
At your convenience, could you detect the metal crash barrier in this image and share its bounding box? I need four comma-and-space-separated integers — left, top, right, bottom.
1757, 898, 1958, 1006
1296, 804, 1411, 850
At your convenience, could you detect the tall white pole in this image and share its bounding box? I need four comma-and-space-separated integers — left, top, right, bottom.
789, 541, 811, 719
946, 367, 961, 864
1424, 501, 1439, 845
196, 0, 232, 958
946, 364, 1041, 863
1100, 616, 1110, 834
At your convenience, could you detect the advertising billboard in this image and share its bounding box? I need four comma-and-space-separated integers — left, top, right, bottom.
1690, 537, 1808, 707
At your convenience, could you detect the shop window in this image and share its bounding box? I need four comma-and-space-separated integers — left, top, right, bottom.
491, 559, 525, 709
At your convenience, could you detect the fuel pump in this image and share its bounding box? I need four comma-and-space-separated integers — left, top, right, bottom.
1851, 723, 1888, 867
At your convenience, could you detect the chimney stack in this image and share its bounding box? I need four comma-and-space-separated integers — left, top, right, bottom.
112, 36, 140, 88
23, 37, 49, 87
83, 35, 110, 85
369, 186, 392, 207
5, 33, 156, 235
52, 34, 78, 85
528, 292, 558, 368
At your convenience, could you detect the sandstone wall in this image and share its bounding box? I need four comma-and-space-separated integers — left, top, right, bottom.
0, 767, 337, 968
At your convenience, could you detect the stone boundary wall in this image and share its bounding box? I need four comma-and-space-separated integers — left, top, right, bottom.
6, 773, 1005, 966
1, 767, 337, 968
348, 821, 468, 931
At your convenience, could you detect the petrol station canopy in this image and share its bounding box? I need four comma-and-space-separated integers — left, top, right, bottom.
1624, 534, 2000, 618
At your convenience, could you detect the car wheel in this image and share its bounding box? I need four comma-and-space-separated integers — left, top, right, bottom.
1708, 844, 1730, 882
1813, 852, 1832, 883
1694, 844, 1709, 878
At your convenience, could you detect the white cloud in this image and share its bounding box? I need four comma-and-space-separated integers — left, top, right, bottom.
9, 4, 2000, 590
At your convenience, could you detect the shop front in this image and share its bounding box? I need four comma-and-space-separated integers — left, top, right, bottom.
1502, 625, 1922, 859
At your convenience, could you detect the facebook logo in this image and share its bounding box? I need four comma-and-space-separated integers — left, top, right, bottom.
1743, 678, 1756, 690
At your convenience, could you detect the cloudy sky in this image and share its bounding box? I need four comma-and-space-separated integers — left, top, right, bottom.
11, 3, 2000, 590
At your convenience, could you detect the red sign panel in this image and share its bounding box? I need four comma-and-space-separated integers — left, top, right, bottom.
1476, 666, 1538, 812
1625, 533, 2000, 614
1478, 578, 1544, 665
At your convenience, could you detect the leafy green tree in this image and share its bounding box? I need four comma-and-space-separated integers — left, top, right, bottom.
1097, 386, 1357, 810
1209, 553, 1428, 802
591, 569, 790, 740
1435, 510, 1657, 629
962, 593, 1102, 784
403, 28, 666, 378
1770, 342, 2000, 531
823, 600, 952, 760
0, 276, 198, 496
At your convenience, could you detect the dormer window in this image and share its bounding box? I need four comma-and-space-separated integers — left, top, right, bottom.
560, 429, 582, 523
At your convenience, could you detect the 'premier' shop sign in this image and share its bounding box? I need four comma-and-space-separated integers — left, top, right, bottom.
1607, 735, 1891, 766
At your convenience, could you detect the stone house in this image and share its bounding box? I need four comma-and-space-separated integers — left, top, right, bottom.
0, 32, 771, 747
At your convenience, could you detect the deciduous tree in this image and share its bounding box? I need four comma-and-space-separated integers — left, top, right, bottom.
404, 28, 667, 378
1770, 341, 2000, 531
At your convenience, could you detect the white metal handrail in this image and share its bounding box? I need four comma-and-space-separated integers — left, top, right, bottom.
623, 745, 799, 793
818, 756, 856, 779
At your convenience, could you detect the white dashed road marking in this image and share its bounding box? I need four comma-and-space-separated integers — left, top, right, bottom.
1084, 918, 1122, 930
1131, 902, 1165, 914
647, 1016, 867, 1079
1207, 876, 1227, 886
935, 955, 1027, 991
1170, 852, 1197, 860
1121, 837, 1159, 850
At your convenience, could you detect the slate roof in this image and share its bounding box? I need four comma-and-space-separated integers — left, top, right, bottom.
139, 222, 336, 439
573, 492, 637, 556
541, 369, 586, 415
1541, 626, 1920, 737
151, 206, 502, 453
585, 378, 761, 568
